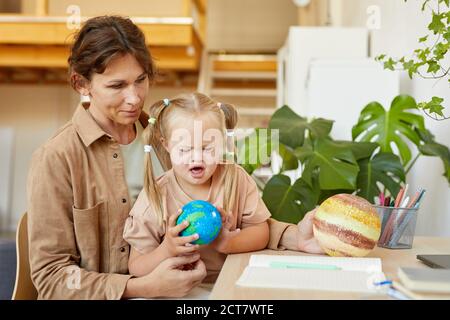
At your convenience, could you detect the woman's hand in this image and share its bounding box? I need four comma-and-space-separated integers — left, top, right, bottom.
161, 210, 200, 258
297, 208, 324, 254
124, 254, 207, 298
210, 206, 240, 254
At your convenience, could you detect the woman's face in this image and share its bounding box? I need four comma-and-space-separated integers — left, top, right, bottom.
85, 53, 149, 126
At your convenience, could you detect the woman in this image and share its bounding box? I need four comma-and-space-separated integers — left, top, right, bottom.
27, 15, 322, 300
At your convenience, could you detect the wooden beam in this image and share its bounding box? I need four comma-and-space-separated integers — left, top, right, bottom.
193, 0, 207, 13
192, 2, 206, 45
182, 0, 193, 17
0, 21, 195, 46
35, 0, 48, 16
0, 45, 69, 68
0, 44, 202, 70
151, 31, 202, 70
139, 24, 194, 46
213, 60, 277, 72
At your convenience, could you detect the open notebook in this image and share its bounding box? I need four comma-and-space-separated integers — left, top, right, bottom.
236, 255, 386, 293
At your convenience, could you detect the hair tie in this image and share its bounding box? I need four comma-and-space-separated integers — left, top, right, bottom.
217, 102, 222, 109
148, 117, 156, 125
226, 130, 235, 137
163, 98, 170, 107
144, 145, 153, 153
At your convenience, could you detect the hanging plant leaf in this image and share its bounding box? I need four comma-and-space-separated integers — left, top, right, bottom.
352, 95, 425, 165
269, 105, 333, 149
262, 174, 319, 224
356, 152, 405, 202
294, 138, 359, 190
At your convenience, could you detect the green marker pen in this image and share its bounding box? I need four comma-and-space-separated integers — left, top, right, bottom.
269, 261, 342, 270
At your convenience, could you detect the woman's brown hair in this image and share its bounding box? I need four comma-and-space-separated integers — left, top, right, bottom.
68, 15, 156, 89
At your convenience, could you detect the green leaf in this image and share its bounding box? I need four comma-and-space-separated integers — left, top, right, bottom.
422, 0, 431, 11
376, 54, 386, 61
317, 189, 354, 205
384, 58, 396, 70
334, 141, 379, 160
433, 42, 449, 60
262, 175, 319, 223
419, 35, 429, 43
420, 143, 450, 182
237, 128, 278, 175
418, 96, 445, 117
402, 59, 416, 79
278, 144, 299, 172
356, 153, 405, 203
444, 30, 450, 42
269, 105, 333, 149
427, 60, 441, 73
417, 129, 450, 183
428, 12, 446, 34
294, 138, 359, 190
309, 118, 335, 139
352, 95, 425, 165
418, 48, 431, 61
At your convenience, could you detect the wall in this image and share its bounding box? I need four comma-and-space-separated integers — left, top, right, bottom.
207, 0, 298, 52
0, 85, 76, 230
338, 0, 450, 236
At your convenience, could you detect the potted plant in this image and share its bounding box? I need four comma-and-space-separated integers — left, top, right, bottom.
239, 95, 450, 224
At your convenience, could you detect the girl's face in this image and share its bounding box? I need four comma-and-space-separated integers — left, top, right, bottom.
165, 112, 225, 186
83, 53, 149, 126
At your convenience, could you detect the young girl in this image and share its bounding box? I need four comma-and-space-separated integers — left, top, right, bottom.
123, 92, 271, 284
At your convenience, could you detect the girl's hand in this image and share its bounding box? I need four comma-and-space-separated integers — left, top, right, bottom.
210, 206, 240, 254
162, 210, 200, 258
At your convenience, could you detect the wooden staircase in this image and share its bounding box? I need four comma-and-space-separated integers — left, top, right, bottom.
198, 52, 277, 129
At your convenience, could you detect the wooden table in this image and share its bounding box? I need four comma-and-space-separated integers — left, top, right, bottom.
210, 237, 450, 300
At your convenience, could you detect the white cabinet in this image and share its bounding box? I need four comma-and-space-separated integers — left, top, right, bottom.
277, 27, 369, 114
306, 58, 399, 140
277, 26, 399, 140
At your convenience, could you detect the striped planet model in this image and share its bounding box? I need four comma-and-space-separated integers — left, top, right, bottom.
313, 194, 381, 257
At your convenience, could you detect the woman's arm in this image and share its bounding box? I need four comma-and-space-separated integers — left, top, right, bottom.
128, 245, 171, 277
273, 209, 324, 254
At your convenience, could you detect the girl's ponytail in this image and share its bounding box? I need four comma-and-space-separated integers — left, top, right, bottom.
218, 102, 239, 215
143, 99, 171, 225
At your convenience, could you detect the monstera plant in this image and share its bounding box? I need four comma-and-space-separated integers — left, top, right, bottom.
240, 94, 450, 224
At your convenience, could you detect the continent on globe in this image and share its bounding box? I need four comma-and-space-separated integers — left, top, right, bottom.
313, 194, 381, 257
176, 200, 222, 245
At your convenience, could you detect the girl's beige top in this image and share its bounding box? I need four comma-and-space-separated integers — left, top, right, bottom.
123, 164, 272, 282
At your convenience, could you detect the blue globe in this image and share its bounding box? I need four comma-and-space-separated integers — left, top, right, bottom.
176, 200, 222, 245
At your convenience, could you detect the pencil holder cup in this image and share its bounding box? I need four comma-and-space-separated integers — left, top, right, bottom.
374, 205, 419, 249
